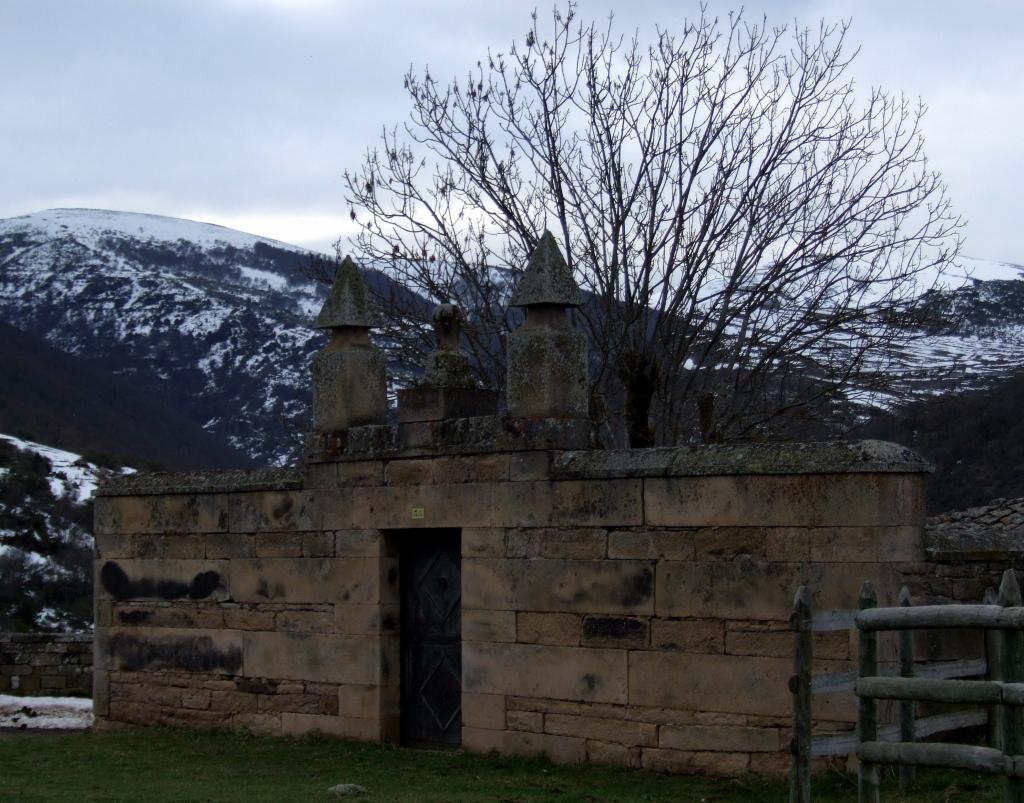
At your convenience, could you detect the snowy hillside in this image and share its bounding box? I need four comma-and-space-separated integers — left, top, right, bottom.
0, 434, 129, 631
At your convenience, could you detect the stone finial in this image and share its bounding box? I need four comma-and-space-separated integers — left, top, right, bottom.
313, 256, 378, 329
420, 304, 477, 390
510, 230, 583, 308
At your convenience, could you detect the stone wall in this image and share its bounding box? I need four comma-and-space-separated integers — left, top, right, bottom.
92, 441, 932, 776
0, 632, 93, 695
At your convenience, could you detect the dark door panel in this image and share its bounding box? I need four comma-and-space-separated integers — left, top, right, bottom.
400, 530, 461, 746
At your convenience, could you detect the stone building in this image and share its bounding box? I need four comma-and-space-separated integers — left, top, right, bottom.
93, 234, 935, 776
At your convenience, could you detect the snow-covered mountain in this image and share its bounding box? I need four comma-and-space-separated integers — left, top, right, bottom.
0, 433, 130, 631
0, 209, 339, 465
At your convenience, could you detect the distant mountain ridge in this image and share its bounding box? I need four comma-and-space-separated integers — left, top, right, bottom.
1, 207, 1022, 468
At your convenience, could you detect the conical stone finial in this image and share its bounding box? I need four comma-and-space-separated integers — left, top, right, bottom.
510, 230, 583, 308
314, 256, 378, 329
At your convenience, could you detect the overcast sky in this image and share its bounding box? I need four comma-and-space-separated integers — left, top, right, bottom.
2, 0, 1021, 261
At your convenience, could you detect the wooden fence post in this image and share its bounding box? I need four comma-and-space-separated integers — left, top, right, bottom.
791, 584, 812, 803
898, 585, 916, 792
858, 582, 880, 803
999, 569, 1024, 803
984, 586, 1004, 751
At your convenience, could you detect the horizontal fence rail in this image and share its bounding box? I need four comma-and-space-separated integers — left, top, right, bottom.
855, 569, 1024, 803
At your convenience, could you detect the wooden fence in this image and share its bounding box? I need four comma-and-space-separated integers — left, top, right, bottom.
789, 582, 992, 802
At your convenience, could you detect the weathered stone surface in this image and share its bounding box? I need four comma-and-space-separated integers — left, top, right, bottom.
98, 627, 242, 674
545, 713, 657, 747
693, 528, 766, 560
465, 559, 654, 615
808, 526, 923, 562
607, 530, 694, 560
659, 724, 780, 752
95, 494, 229, 534
506, 528, 607, 559
580, 616, 649, 649
281, 712, 382, 740
641, 747, 749, 777
586, 739, 642, 768
650, 620, 725, 653
229, 491, 316, 533
334, 604, 398, 636
396, 387, 498, 423
462, 528, 505, 558
656, 560, 901, 620
506, 323, 588, 420
629, 652, 790, 716
254, 532, 304, 558
462, 726, 586, 764
334, 530, 388, 557
645, 474, 924, 528
724, 628, 848, 660
98, 471, 300, 499
460, 692, 505, 730
313, 256, 378, 329
510, 231, 583, 308
516, 612, 580, 646
506, 709, 543, 731
229, 558, 381, 605
97, 559, 229, 602
242, 632, 382, 685
463, 642, 627, 704
464, 609, 517, 643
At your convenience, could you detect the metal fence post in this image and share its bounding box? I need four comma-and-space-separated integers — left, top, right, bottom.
898, 585, 916, 792
791, 584, 812, 803
858, 582, 880, 803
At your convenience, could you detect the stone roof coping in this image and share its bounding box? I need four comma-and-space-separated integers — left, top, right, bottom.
925, 496, 1024, 560
97, 467, 302, 497
551, 440, 931, 479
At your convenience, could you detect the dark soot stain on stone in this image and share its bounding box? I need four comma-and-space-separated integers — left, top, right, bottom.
582, 615, 646, 640
117, 609, 153, 625
108, 633, 242, 673
100, 561, 223, 601
620, 567, 653, 607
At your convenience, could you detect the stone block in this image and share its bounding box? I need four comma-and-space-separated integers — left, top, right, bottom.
628, 652, 790, 717
808, 526, 924, 563
182, 689, 211, 710
607, 530, 694, 560
97, 559, 229, 602
222, 607, 275, 630
461, 692, 505, 730
644, 474, 924, 528
311, 345, 387, 432
765, 528, 810, 561
462, 528, 505, 558
506, 324, 588, 419
113, 603, 224, 630
656, 560, 901, 620
275, 610, 335, 633
334, 530, 388, 557
581, 616, 649, 649
132, 534, 207, 560
302, 532, 335, 558
338, 461, 385, 487
510, 451, 552, 481
233, 712, 282, 735
95, 494, 228, 535
463, 609, 516, 643
242, 632, 381, 685
228, 491, 315, 533
385, 458, 435, 485
725, 628, 849, 660
463, 642, 627, 704
95, 532, 133, 560
659, 724, 780, 752
254, 533, 304, 558
586, 740, 642, 768
507, 709, 543, 731
205, 533, 252, 560
464, 559, 654, 615
532, 529, 608, 559
281, 712, 382, 740
303, 462, 337, 489
641, 747, 749, 777
437, 454, 511, 483
229, 557, 380, 605
462, 726, 585, 764
209, 690, 258, 714
337, 684, 397, 720
335, 604, 398, 636
98, 627, 243, 675
516, 613, 580, 646
497, 480, 644, 529
545, 713, 658, 747
650, 619, 725, 653
693, 528, 766, 560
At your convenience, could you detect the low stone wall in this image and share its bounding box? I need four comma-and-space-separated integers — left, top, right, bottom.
92, 441, 931, 777
0, 633, 93, 696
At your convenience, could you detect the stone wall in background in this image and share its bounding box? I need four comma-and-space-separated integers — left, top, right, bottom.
0, 632, 93, 695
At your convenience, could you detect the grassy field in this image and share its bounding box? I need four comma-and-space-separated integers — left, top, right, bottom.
0, 727, 1004, 802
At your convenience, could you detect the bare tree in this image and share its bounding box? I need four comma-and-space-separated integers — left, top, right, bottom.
343, 5, 963, 447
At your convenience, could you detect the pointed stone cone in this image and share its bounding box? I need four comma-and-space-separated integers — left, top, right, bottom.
999, 569, 1022, 607
859, 582, 877, 609
898, 585, 912, 606
314, 255, 378, 329
510, 230, 583, 308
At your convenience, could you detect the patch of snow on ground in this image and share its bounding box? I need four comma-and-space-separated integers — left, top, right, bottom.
0, 434, 98, 503
0, 694, 92, 730
239, 266, 289, 291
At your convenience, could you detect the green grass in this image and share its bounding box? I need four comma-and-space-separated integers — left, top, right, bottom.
0, 727, 1006, 802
